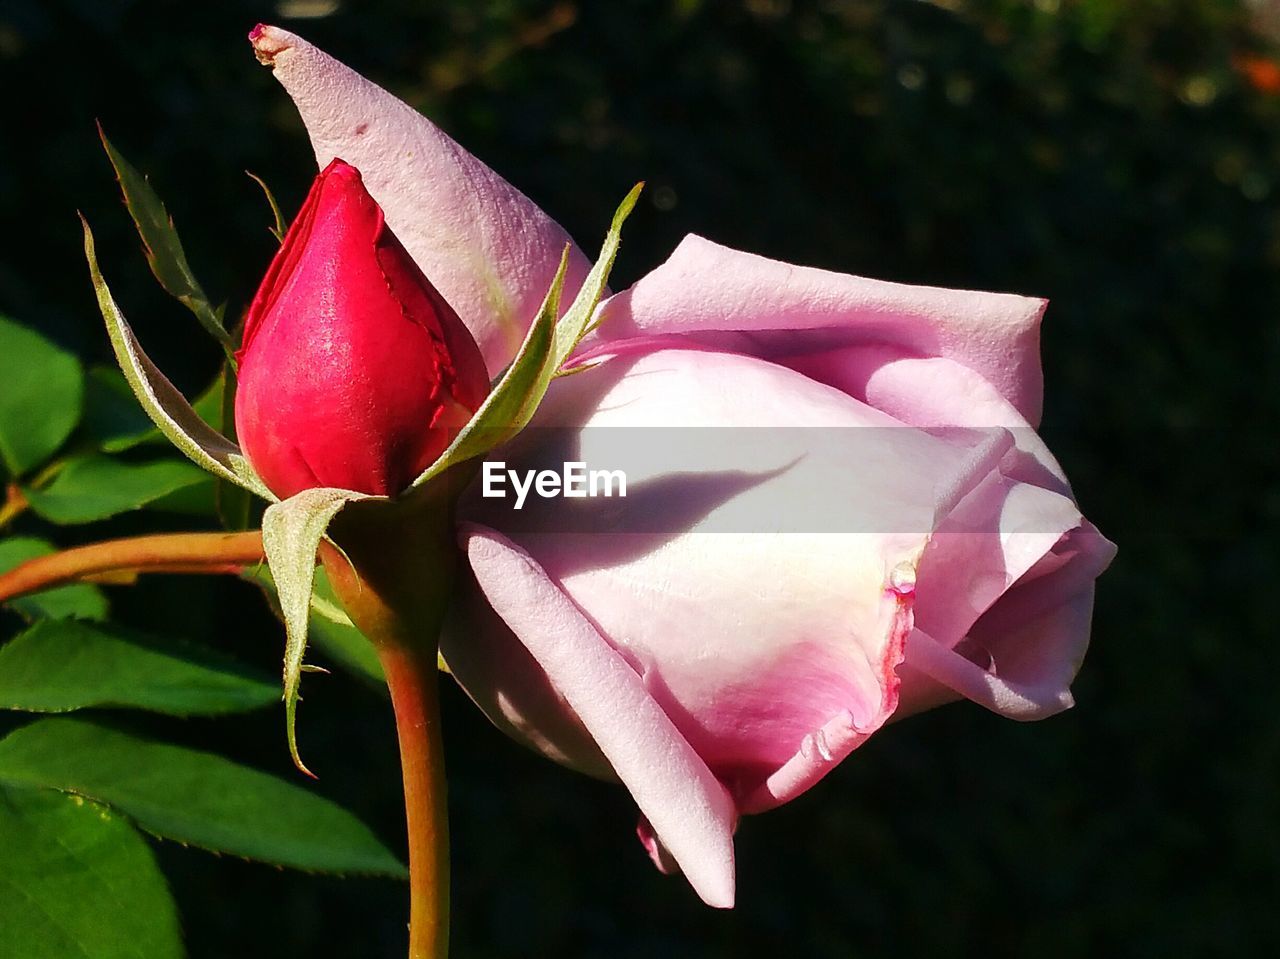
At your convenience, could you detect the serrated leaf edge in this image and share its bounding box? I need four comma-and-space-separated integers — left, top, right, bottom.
98, 126, 232, 349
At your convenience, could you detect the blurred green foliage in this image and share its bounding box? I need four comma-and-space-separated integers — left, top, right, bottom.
0, 0, 1275, 956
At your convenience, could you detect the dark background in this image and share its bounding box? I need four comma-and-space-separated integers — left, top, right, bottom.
1, 0, 1277, 956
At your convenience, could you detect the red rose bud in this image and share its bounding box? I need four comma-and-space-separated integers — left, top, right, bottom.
235, 159, 490, 499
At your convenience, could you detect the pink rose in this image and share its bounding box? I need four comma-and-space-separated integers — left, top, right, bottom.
444, 240, 1115, 906
252, 26, 1115, 910
235, 158, 489, 499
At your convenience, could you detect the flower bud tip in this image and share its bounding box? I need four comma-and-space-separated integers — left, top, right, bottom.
249, 24, 292, 66
319, 157, 361, 182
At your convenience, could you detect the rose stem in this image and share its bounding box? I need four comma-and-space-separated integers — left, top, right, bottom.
320, 488, 459, 959
379, 639, 450, 959
0, 483, 29, 529
0, 531, 265, 603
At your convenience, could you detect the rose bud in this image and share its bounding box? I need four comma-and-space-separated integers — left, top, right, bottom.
235, 158, 490, 499
249, 23, 592, 376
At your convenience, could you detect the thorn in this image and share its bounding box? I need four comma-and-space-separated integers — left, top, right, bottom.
286, 698, 318, 780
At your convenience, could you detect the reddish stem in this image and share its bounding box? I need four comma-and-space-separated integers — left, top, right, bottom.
321, 487, 460, 959
0, 531, 264, 604
0, 483, 28, 528
379, 641, 450, 959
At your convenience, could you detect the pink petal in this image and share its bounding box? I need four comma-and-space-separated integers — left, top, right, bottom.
898, 519, 1117, 720
460, 348, 1020, 809
595, 235, 1047, 425
440, 575, 615, 782
249, 24, 592, 375
782, 343, 1116, 720
462, 523, 738, 908
738, 576, 915, 813
786, 347, 1069, 492
912, 476, 1086, 650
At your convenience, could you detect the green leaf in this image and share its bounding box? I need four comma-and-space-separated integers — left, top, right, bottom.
81, 216, 274, 502
0, 717, 407, 878
216, 476, 254, 530
0, 620, 277, 716
79, 370, 222, 517
144, 475, 218, 517
0, 538, 108, 622
261, 488, 372, 774
83, 367, 232, 456
22, 455, 210, 525
98, 126, 230, 349
0, 784, 184, 959
0, 315, 85, 478
82, 367, 162, 453
409, 184, 642, 489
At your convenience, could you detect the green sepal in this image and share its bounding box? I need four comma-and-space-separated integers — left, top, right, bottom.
552, 181, 643, 370
242, 565, 388, 690
98, 125, 232, 351
261, 487, 374, 775
409, 183, 642, 489
82, 216, 274, 503
409, 249, 566, 488
246, 170, 287, 242
246, 565, 450, 685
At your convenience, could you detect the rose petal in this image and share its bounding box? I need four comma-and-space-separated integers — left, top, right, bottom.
462, 523, 738, 908
899, 519, 1116, 720
786, 347, 1069, 493
460, 348, 1021, 810
912, 476, 1088, 649
595, 235, 1047, 424
249, 24, 592, 375
440, 573, 614, 782
636, 815, 682, 875
738, 575, 915, 814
